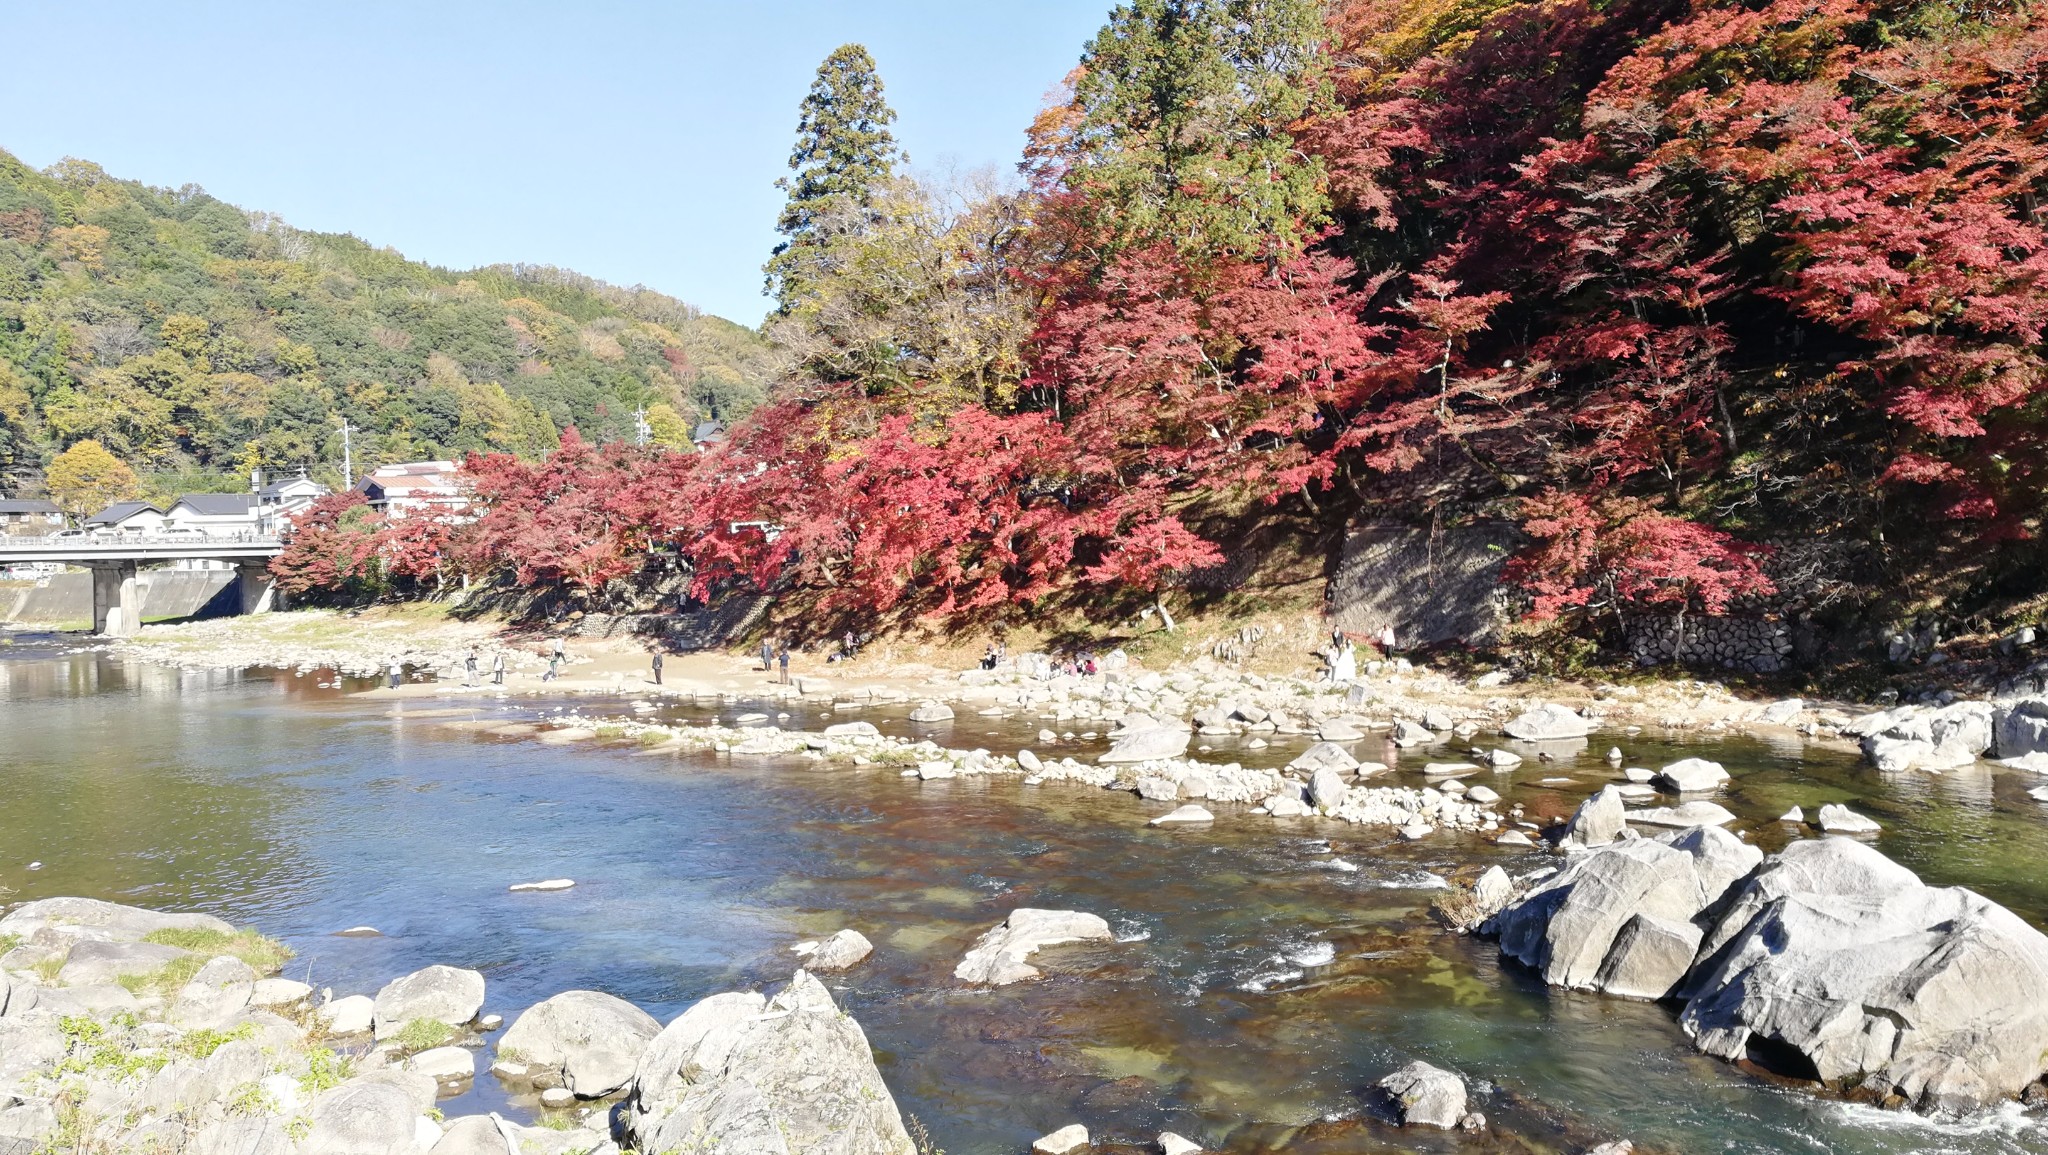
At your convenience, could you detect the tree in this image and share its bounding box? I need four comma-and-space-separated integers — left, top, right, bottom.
268, 492, 386, 599
763, 44, 905, 314
45, 439, 140, 520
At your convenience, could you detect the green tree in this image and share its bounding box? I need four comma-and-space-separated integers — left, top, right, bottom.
1058, 0, 1332, 263
46, 438, 140, 520
764, 44, 905, 314
643, 402, 694, 449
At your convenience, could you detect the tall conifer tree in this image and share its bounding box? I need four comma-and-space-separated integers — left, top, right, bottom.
765, 44, 904, 315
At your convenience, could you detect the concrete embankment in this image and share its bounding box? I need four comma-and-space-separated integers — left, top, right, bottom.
0, 568, 236, 627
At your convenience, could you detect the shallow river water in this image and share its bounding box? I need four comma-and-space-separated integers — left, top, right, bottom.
3, 638, 2048, 1154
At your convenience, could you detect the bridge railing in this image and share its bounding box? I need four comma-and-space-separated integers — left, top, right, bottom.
0, 532, 285, 551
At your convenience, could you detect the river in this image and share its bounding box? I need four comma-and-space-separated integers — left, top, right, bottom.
2, 636, 2045, 1154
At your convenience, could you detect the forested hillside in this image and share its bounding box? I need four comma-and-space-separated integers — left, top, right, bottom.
0, 149, 770, 499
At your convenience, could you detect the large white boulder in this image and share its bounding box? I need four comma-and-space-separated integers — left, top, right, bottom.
0, 897, 235, 944
1492, 825, 1760, 994
1994, 697, 2048, 760
1502, 703, 1592, 741
1653, 758, 1728, 793
954, 909, 1114, 985
372, 965, 485, 1040
1377, 1060, 1466, 1128
1100, 715, 1192, 764
499, 990, 662, 1098
1680, 837, 2048, 1110
1563, 786, 1628, 848
621, 971, 915, 1155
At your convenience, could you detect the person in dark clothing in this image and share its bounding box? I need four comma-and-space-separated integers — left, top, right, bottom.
491, 653, 504, 685
652, 651, 664, 685
463, 650, 478, 686
777, 646, 791, 684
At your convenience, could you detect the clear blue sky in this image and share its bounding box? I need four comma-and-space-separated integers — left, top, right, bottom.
1, 0, 1111, 326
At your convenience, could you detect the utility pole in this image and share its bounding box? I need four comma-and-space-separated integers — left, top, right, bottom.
634, 406, 651, 447
338, 418, 353, 487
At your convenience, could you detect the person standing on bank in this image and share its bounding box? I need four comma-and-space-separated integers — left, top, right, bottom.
761, 637, 775, 672
388, 661, 402, 690
652, 650, 664, 686
464, 649, 478, 687
553, 636, 566, 667
777, 645, 791, 685
492, 652, 505, 685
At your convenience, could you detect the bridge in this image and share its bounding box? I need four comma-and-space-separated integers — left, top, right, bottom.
0, 534, 283, 636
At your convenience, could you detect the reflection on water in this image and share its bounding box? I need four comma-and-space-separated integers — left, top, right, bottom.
3, 643, 2048, 1153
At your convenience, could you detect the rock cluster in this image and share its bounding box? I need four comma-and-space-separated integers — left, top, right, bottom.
1484, 834, 2048, 1110
0, 897, 923, 1155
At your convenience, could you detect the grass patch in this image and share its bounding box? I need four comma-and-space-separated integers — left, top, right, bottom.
298, 1048, 354, 1096
53, 1015, 169, 1081
142, 926, 295, 974
391, 1018, 454, 1054
32, 954, 65, 984
180, 1023, 257, 1059
225, 1080, 276, 1117
636, 728, 674, 746
0, 932, 22, 956
592, 724, 628, 740
533, 1113, 578, 1131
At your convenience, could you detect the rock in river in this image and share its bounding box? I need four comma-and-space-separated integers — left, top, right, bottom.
1031, 1125, 1090, 1154
955, 909, 1114, 985
1563, 786, 1628, 849
1815, 803, 1881, 834
500, 990, 662, 1098
1377, 1060, 1467, 1129
0, 896, 234, 944
1502, 703, 1592, 741
1150, 804, 1214, 825
803, 929, 874, 972
1680, 837, 2048, 1110
1289, 742, 1359, 774
1653, 758, 1729, 793
1100, 715, 1192, 764
373, 964, 485, 1040
622, 971, 915, 1155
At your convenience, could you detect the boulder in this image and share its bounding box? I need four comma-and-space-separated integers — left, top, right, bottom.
318, 994, 376, 1035
1680, 837, 2048, 1110
1492, 825, 1761, 993
0, 897, 234, 944
806, 929, 874, 972
407, 1046, 476, 1083
187, 1117, 293, 1155
55, 940, 189, 987
1017, 749, 1044, 773
1316, 719, 1366, 742
954, 909, 1114, 985
908, 701, 955, 723
1993, 697, 2048, 760
1593, 914, 1704, 1000
1563, 786, 1628, 849
621, 972, 914, 1155
1307, 766, 1349, 812
298, 1079, 420, 1155
499, 990, 662, 1098
1150, 804, 1214, 825
1465, 785, 1500, 805
1755, 698, 1804, 726
1288, 743, 1359, 774
251, 978, 314, 1009
822, 721, 879, 738
1815, 803, 1881, 834
1652, 758, 1729, 793
1485, 748, 1522, 768
427, 1116, 511, 1155
373, 965, 485, 1040
1377, 1060, 1466, 1129
1100, 716, 1192, 764
1469, 866, 1517, 923
169, 955, 256, 1029
1846, 701, 1994, 770
1158, 1133, 1201, 1155
1503, 703, 1592, 741
1390, 720, 1436, 747
1031, 1124, 1090, 1154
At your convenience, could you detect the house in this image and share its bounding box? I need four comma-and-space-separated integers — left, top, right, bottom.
255, 473, 329, 529
83, 501, 167, 536
691, 420, 726, 447
357, 461, 467, 518
0, 499, 63, 537
162, 493, 263, 536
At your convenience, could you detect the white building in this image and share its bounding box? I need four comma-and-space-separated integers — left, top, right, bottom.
0, 499, 63, 537
357, 461, 468, 518
82, 501, 167, 536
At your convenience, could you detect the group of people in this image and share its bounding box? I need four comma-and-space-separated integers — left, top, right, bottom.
759, 637, 793, 683
978, 640, 1008, 670
1324, 623, 1398, 683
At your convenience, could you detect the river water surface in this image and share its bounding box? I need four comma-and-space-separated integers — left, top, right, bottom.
3, 638, 2047, 1154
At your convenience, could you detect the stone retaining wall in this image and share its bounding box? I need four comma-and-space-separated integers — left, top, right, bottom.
1624, 614, 1794, 673
1328, 521, 1521, 646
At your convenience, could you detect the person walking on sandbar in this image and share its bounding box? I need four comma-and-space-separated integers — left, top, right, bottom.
388, 661, 402, 690
760, 637, 774, 672
777, 645, 791, 685
652, 650, 664, 686
491, 652, 504, 685
463, 649, 478, 687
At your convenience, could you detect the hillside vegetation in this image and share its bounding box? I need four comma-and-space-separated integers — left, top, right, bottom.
0, 149, 770, 499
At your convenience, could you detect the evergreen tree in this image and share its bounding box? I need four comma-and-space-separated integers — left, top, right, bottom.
764, 44, 905, 315
1056, 0, 1331, 264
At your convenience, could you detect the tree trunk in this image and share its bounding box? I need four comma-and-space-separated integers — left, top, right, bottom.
1155, 595, 1177, 633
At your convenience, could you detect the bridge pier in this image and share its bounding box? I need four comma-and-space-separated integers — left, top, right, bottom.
236, 562, 277, 615
89, 562, 140, 637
